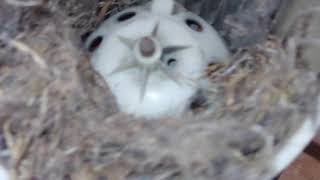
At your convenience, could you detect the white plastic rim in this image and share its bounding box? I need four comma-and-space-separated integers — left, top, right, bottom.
269, 96, 320, 176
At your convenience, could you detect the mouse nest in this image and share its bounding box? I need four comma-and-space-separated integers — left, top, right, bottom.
0, 0, 319, 180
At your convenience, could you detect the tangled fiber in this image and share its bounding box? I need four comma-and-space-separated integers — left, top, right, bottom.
0, 0, 319, 180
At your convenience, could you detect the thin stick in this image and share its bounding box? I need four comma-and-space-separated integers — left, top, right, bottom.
10, 40, 48, 69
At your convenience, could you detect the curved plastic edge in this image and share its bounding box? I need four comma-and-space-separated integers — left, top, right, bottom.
269, 96, 320, 176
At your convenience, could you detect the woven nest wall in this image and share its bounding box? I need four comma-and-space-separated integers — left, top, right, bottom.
0, 0, 320, 180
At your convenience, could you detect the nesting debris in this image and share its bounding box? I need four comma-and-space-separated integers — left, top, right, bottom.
0, 0, 319, 180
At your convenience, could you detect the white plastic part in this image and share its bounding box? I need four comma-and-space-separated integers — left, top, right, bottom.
86, 0, 229, 119
151, 0, 175, 15
0, 166, 9, 180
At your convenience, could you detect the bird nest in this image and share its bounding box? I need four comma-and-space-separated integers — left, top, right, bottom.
0, 0, 319, 180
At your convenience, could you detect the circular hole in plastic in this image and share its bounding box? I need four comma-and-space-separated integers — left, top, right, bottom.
81, 31, 93, 42
186, 19, 203, 32
89, 36, 103, 52
167, 58, 177, 67
117, 11, 136, 22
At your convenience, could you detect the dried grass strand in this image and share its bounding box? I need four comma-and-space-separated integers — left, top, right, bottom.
4, 0, 41, 7
10, 40, 48, 69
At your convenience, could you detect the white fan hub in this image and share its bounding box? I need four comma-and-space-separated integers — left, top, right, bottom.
86, 0, 229, 118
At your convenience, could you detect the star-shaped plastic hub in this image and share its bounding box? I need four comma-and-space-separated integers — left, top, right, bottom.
109, 23, 191, 101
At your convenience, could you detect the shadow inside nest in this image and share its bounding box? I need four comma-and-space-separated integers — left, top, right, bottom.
0, 0, 320, 180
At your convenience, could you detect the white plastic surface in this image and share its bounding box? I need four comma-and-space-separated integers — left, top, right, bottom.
0, 166, 9, 180
86, 0, 229, 118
